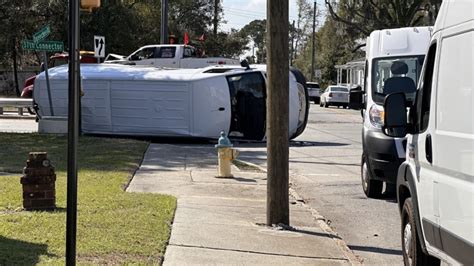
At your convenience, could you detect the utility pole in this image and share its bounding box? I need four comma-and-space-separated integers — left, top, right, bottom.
290, 20, 295, 66
213, 0, 219, 38
161, 0, 169, 44
266, 0, 289, 226
310, 1, 316, 81
66, 0, 80, 264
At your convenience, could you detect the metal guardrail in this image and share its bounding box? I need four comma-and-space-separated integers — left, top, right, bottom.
0, 98, 33, 115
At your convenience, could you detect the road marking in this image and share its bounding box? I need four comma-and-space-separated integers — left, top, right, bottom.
305, 174, 341, 176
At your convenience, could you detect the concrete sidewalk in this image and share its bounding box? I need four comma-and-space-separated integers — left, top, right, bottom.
127, 144, 359, 265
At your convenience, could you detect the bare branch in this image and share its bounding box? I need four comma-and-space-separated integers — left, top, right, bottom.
324, 0, 370, 36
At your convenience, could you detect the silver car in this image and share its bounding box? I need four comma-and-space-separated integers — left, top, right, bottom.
320, 85, 349, 108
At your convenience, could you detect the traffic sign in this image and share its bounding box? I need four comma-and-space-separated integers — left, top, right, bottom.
33, 26, 51, 43
314, 69, 322, 79
94, 35, 105, 58
22, 40, 64, 52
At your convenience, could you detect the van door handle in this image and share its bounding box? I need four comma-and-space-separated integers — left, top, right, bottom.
218, 107, 225, 111
425, 134, 433, 164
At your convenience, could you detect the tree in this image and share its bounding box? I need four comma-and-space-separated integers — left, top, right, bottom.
294, 15, 362, 87
202, 30, 247, 58
240, 20, 267, 63
325, 0, 442, 37
293, 0, 315, 60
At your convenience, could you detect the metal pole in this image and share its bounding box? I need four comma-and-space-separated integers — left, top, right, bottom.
266, 0, 289, 226
214, 0, 219, 38
310, 1, 316, 81
66, 0, 80, 264
43, 52, 54, 116
161, 0, 169, 44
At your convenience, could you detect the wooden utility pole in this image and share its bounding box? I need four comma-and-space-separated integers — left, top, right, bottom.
161, 0, 169, 44
310, 1, 316, 81
266, 0, 289, 226
213, 0, 219, 38
290, 20, 295, 66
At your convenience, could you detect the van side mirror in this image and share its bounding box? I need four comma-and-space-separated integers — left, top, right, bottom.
383, 93, 408, 138
349, 88, 363, 110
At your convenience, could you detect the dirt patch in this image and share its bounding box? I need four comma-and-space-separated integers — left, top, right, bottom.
78, 253, 162, 264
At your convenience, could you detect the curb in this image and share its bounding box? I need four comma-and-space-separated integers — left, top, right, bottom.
234, 158, 362, 265
0, 115, 36, 120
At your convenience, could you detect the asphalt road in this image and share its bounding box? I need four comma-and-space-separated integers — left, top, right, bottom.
236, 105, 403, 265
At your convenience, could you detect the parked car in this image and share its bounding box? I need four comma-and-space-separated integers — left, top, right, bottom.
21, 51, 97, 98
383, 0, 473, 264
104, 44, 239, 68
319, 85, 349, 108
306, 82, 320, 104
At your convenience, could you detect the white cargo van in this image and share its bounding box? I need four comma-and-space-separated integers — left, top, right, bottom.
360, 26, 432, 198
383, 0, 473, 264
33, 64, 309, 140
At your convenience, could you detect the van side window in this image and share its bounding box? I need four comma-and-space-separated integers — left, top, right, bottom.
363, 60, 368, 92
413, 43, 437, 133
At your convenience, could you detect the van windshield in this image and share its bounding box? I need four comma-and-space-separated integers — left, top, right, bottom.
371, 56, 424, 105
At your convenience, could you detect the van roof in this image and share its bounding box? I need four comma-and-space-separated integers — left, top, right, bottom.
433, 0, 473, 34
367, 27, 432, 59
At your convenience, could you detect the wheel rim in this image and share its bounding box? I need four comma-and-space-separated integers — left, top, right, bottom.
362, 161, 369, 192
403, 222, 413, 265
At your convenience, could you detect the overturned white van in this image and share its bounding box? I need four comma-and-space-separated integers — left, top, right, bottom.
33, 64, 309, 140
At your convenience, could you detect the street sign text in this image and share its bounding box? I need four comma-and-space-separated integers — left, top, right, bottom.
22, 40, 64, 52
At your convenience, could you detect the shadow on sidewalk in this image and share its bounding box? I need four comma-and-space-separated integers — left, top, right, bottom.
0, 236, 57, 264
348, 245, 402, 255
233, 141, 350, 148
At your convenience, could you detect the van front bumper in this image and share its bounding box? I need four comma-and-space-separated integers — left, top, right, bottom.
363, 128, 406, 184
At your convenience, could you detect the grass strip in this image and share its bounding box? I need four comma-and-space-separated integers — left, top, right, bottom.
0, 133, 176, 264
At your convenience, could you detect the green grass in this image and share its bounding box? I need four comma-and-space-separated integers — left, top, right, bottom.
0, 133, 177, 264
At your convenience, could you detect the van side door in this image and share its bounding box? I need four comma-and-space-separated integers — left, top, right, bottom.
410, 41, 441, 251
433, 26, 473, 264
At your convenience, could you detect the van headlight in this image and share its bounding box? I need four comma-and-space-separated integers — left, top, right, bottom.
369, 104, 384, 129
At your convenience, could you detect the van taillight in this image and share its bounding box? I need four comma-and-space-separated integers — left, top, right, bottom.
218, 61, 225, 65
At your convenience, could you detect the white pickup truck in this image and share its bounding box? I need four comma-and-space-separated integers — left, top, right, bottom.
104, 44, 240, 68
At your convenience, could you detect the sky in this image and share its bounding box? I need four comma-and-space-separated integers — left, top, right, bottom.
221, 0, 327, 32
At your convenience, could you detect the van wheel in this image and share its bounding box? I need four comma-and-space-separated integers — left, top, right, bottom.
401, 198, 440, 266
361, 155, 383, 198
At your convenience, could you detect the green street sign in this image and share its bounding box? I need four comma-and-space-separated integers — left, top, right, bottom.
22, 40, 64, 52
33, 25, 51, 43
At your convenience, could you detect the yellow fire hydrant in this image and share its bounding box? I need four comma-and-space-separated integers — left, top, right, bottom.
215, 131, 239, 178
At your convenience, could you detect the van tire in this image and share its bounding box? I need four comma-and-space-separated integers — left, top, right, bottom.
401, 198, 440, 266
361, 155, 383, 198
